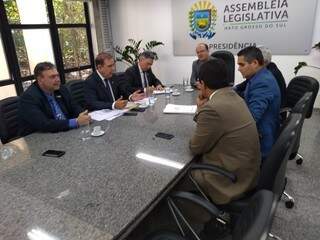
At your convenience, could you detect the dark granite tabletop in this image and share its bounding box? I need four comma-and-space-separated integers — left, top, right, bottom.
0, 87, 197, 240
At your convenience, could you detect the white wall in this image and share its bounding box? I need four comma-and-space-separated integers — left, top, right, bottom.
109, 0, 320, 107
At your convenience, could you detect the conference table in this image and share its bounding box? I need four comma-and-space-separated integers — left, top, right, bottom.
0, 87, 197, 240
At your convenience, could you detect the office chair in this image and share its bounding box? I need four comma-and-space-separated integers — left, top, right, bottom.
65, 80, 86, 108
284, 92, 313, 164
285, 76, 319, 118
147, 114, 301, 240
277, 92, 313, 209
0, 96, 20, 144
147, 190, 275, 240
211, 50, 235, 86
283, 76, 319, 164
184, 113, 301, 216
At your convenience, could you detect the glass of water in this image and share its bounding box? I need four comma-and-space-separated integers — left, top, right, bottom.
183, 77, 189, 89
80, 123, 91, 141
164, 87, 171, 99
0, 139, 14, 160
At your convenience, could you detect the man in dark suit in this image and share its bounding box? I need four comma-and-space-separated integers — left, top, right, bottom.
85, 52, 144, 111
19, 62, 91, 136
190, 43, 214, 88
260, 47, 287, 108
124, 51, 163, 92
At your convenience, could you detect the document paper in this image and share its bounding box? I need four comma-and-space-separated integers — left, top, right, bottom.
163, 104, 197, 114
89, 109, 129, 121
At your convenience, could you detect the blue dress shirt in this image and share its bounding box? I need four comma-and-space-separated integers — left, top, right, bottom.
45, 93, 78, 129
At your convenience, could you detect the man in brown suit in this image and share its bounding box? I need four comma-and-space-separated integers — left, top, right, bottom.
190, 58, 261, 205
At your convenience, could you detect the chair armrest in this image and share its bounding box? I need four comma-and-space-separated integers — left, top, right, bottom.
170, 191, 222, 217
189, 163, 237, 183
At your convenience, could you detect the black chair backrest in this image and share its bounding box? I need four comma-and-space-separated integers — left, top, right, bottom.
286, 76, 319, 118
258, 113, 302, 197
65, 80, 85, 108
233, 190, 273, 240
0, 96, 20, 143
211, 50, 235, 86
292, 92, 313, 116
287, 92, 313, 158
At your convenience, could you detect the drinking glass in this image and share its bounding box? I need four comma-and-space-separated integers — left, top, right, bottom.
80, 123, 91, 141
0, 139, 14, 160
182, 77, 189, 89
165, 87, 171, 99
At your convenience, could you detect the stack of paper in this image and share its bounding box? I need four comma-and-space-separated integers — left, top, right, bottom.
153, 89, 173, 95
89, 109, 129, 121
163, 104, 197, 114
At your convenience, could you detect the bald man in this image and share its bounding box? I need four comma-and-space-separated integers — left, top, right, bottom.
190, 43, 213, 87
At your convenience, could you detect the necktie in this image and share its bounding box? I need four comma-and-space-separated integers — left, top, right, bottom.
143, 72, 149, 88
105, 79, 115, 102
48, 96, 66, 120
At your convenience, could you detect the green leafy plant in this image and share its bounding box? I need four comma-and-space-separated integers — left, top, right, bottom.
114, 39, 164, 66
294, 42, 320, 75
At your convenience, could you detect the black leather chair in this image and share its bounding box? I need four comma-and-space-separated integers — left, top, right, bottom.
65, 80, 85, 108
279, 92, 313, 209
211, 50, 235, 86
186, 113, 301, 215
283, 76, 319, 164
0, 96, 20, 144
285, 92, 313, 164
285, 76, 319, 119
148, 114, 301, 240
147, 190, 274, 240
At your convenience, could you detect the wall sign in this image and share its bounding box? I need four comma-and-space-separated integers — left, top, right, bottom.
172, 0, 318, 55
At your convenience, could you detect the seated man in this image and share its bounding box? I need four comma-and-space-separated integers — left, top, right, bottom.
190, 43, 213, 87
236, 46, 281, 160
125, 51, 163, 92
190, 58, 261, 205
19, 62, 90, 136
85, 52, 144, 111
235, 46, 286, 107
260, 46, 287, 108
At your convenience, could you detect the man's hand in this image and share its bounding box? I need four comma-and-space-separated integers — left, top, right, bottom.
155, 84, 163, 90
195, 81, 201, 90
114, 96, 128, 109
77, 110, 91, 126
196, 94, 208, 108
131, 90, 145, 101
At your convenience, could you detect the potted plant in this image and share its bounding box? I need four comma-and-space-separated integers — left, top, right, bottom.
294, 42, 320, 75
114, 39, 164, 66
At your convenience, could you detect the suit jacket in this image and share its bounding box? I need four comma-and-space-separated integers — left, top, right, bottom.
84, 71, 130, 111
244, 67, 281, 160
18, 82, 82, 136
124, 64, 162, 92
190, 87, 261, 205
235, 62, 286, 107
267, 62, 286, 107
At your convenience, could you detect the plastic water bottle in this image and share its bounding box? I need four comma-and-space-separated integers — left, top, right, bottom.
0, 139, 14, 160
